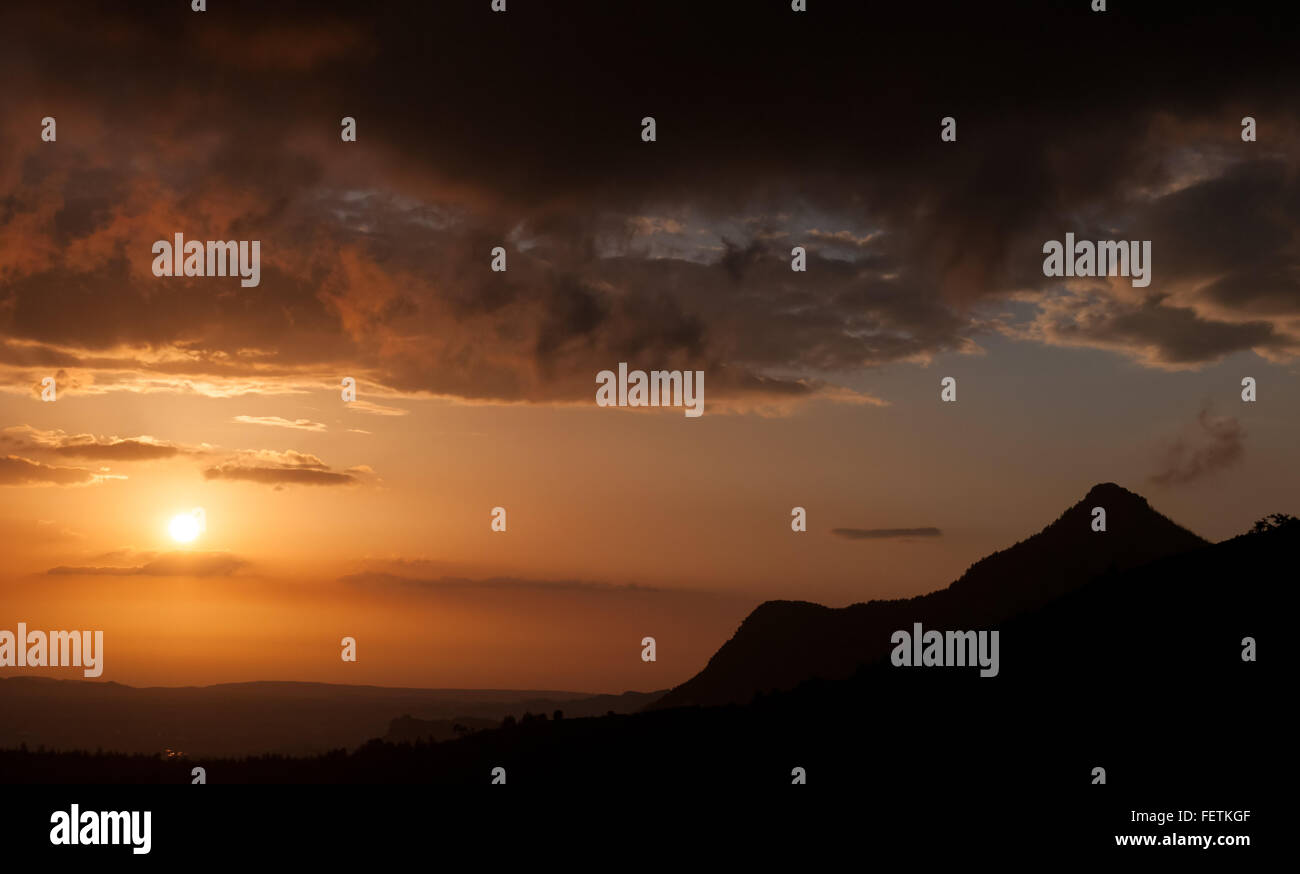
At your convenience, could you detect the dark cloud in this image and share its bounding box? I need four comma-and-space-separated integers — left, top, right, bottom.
1148, 405, 1246, 486
1025, 293, 1289, 368
1, 0, 1297, 408
831, 527, 943, 541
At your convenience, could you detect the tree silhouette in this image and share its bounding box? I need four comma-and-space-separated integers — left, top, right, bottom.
1250, 513, 1299, 533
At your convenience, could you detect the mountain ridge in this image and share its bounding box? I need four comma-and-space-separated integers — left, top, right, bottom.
651, 482, 1209, 709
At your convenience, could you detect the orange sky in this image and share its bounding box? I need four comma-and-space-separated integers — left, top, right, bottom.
2, 1, 1298, 693
4, 369, 1296, 691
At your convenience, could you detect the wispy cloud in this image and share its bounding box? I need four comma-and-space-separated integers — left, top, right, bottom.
47, 552, 249, 577
340, 572, 661, 594
831, 527, 942, 540
233, 415, 327, 432
1148, 404, 1245, 486
345, 400, 409, 417
806, 228, 878, 248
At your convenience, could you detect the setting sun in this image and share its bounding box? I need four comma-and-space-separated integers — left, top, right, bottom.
168, 509, 205, 544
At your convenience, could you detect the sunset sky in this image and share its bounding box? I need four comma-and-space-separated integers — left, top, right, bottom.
2, 1, 1297, 692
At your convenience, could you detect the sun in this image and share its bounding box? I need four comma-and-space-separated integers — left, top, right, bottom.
168, 509, 205, 544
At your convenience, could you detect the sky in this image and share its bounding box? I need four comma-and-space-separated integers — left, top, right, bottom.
1, 0, 1297, 692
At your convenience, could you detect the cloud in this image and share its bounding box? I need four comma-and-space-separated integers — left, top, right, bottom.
806, 229, 878, 248
627, 216, 687, 236
84, 548, 159, 564
1148, 404, 1246, 486
47, 552, 249, 577
1011, 290, 1290, 370
3, 427, 373, 489
2, 426, 197, 460
0, 455, 121, 487
202, 449, 365, 487
0, 1, 1297, 415
232, 415, 327, 432
830, 527, 943, 540
340, 572, 661, 594
344, 400, 409, 417
202, 466, 356, 486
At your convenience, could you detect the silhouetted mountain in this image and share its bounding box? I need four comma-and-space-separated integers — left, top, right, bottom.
653, 483, 1208, 708
2, 516, 1279, 796
0, 679, 661, 757
0, 497, 1283, 830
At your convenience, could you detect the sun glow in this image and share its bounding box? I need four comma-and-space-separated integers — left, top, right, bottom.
168, 509, 205, 543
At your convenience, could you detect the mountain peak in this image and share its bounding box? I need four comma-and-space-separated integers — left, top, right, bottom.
652, 483, 1208, 710
1080, 482, 1149, 507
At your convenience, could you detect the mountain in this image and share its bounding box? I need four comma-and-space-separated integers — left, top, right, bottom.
0, 679, 661, 757
652, 483, 1209, 709
0, 492, 1284, 794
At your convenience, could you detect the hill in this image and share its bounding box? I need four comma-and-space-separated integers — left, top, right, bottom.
0, 679, 662, 757
653, 483, 1208, 708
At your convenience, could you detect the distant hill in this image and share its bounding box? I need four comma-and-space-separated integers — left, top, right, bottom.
652, 483, 1209, 708
384, 691, 662, 743
384, 715, 500, 744
0, 679, 663, 757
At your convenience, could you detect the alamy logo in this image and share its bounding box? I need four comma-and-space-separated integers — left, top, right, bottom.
152, 233, 261, 287
596, 363, 704, 417
1043, 234, 1151, 288
890, 622, 999, 677
0, 623, 103, 677
49, 805, 150, 855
